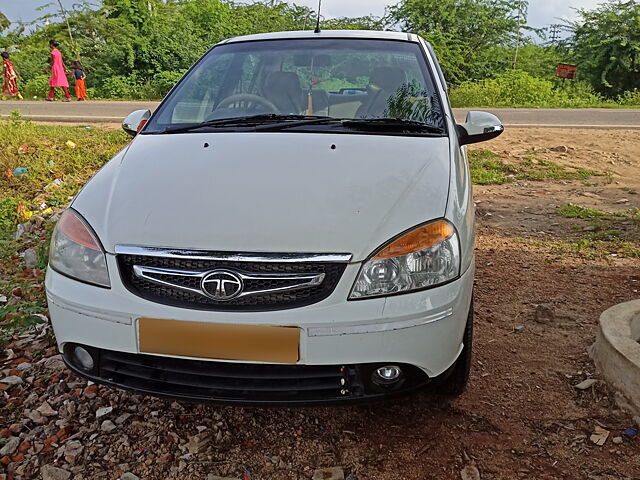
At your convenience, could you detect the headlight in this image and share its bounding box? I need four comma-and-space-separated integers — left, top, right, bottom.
350, 220, 460, 299
49, 209, 110, 288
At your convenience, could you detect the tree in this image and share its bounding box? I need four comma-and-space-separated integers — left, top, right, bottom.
0, 11, 10, 33
570, 0, 640, 97
387, 0, 529, 84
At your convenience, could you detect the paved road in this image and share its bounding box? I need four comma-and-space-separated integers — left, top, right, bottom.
1, 101, 639, 128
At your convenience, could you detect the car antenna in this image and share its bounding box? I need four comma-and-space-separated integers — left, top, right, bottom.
314, 0, 322, 33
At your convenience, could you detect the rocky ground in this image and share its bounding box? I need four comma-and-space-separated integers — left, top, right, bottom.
1, 128, 639, 480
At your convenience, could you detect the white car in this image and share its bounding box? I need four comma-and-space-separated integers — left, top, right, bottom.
45, 30, 503, 405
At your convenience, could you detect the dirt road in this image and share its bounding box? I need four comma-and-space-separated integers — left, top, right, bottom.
1, 128, 639, 480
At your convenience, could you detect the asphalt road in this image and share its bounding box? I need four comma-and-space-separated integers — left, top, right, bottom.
1, 100, 639, 128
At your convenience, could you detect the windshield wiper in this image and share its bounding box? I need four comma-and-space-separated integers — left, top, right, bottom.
160, 114, 336, 134
342, 118, 444, 134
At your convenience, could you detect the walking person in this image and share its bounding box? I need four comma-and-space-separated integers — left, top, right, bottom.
72, 61, 87, 101
1, 52, 23, 100
47, 40, 71, 102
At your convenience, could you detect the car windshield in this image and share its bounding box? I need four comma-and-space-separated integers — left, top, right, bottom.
144, 38, 445, 135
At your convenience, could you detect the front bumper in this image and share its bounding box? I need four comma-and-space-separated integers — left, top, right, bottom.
46, 257, 474, 404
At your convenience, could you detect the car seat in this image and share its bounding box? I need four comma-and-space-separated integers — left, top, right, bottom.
355, 67, 407, 118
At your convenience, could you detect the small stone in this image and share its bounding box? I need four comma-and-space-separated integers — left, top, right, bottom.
0, 295, 6, 303
196, 426, 207, 433
312, 467, 345, 480
16, 362, 32, 371
100, 420, 116, 432
120, 474, 140, 480
37, 402, 58, 417
612, 436, 623, 445
574, 379, 598, 390
115, 413, 131, 425
43, 355, 65, 370
590, 425, 610, 446
550, 145, 569, 153
187, 433, 210, 454
95, 406, 113, 419
23, 249, 37, 268
616, 198, 629, 204
25, 409, 46, 424
0, 437, 20, 456
582, 225, 597, 232
1, 376, 22, 386
83, 384, 98, 398
534, 304, 555, 324
514, 325, 526, 333
460, 464, 481, 480
41, 464, 72, 480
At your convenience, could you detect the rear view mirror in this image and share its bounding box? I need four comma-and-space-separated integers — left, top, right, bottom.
456, 111, 504, 146
122, 109, 151, 137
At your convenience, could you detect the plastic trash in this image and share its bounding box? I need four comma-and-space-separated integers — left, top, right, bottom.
5, 169, 12, 180
624, 428, 638, 437
65, 140, 77, 149
17, 145, 28, 154
13, 167, 28, 177
132, 448, 149, 457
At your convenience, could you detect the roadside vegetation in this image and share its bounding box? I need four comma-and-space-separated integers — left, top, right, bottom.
0, 0, 639, 107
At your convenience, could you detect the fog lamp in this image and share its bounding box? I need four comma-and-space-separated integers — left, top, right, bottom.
72, 346, 95, 371
374, 365, 402, 384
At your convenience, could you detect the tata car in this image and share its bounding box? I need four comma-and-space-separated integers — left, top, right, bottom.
45, 30, 503, 405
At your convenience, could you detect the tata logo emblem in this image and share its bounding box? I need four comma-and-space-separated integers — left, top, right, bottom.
201, 270, 243, 301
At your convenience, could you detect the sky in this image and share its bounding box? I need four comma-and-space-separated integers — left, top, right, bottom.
1, 0, 606, 31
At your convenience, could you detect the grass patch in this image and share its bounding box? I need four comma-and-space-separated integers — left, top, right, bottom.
468, 149, 601, 185
468, 149, 515, 185
0, 118, 128, 241
557, 204, 605, 219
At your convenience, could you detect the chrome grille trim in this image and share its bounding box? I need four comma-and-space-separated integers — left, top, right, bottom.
133, 265, 326, 301
115, 245, 353, 263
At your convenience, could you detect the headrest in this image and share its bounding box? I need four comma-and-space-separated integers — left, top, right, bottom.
369, 67, 406, 92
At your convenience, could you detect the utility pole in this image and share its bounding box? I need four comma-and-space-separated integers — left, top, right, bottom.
549, 24, 561, 44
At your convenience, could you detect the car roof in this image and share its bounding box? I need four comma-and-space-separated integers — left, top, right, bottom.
220, 30, 420, 45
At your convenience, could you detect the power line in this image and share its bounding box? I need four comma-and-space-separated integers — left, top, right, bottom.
549, 24, 561, 44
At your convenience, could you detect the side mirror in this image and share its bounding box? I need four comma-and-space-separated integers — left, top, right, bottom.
122, 109, 151, 137
456, 111, 504, 146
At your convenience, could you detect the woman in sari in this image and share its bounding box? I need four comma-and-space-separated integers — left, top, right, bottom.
47, 40, 71, 102
1, 52, 23, 100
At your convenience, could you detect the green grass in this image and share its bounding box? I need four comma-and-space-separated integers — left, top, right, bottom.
468, 149, 601, 185
557, 204, 605, 219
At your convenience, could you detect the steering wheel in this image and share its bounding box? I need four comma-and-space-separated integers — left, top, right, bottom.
215, 94, 279, 113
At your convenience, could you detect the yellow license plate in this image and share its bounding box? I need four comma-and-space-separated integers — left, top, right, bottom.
138, 318, 300, 364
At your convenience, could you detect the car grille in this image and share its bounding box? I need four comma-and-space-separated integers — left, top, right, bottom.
117, 253, 348, 311
63, 345, 430, 405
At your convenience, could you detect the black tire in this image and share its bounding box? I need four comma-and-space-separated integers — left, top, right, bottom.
433, 300, 473, 397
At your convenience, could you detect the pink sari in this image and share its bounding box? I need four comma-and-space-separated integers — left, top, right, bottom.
49, 48, 69, 88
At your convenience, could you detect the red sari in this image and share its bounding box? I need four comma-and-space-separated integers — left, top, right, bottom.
2, 59, 20, 98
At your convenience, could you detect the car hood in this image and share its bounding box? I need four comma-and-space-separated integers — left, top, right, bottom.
73, 132, 450, 262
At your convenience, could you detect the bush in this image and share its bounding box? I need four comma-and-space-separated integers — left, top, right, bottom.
450, 70, 606, 108
151, 70, 186, 97
618, 89, 640, 106
23, 75, 56, 100
450, 70, 553, 107
97, 75, 143, 99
